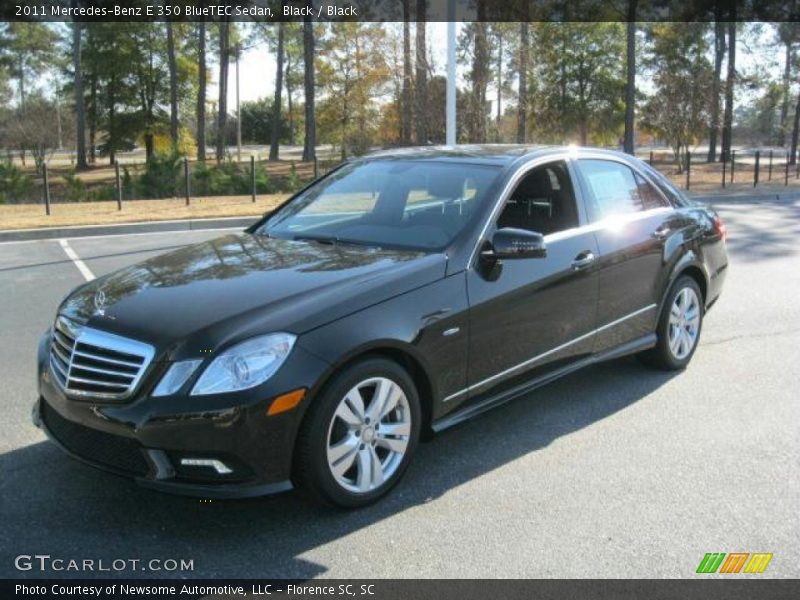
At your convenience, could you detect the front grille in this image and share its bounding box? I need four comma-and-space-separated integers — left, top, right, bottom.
50, 316, 155, 401
41, 400, 150, 476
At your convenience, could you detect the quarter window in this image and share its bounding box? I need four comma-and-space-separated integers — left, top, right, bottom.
634, 172, 669, 210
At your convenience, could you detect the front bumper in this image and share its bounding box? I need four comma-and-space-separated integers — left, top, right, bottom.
35, 332, 331, 499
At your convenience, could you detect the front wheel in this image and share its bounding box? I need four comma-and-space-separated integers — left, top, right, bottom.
294, 358, 421, 508
639, 275, 704, 371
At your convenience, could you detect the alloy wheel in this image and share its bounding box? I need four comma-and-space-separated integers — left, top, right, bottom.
668, 287, 701, 360
326, 377, 412, 494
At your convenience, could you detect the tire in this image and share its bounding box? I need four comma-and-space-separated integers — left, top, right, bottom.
638, 275, 704, 371
293, 357, 421, 508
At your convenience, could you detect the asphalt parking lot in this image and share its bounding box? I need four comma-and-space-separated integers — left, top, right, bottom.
0, 195, 798, 579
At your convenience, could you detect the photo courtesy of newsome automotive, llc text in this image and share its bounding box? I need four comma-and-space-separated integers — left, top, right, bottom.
0, 0, 798, 598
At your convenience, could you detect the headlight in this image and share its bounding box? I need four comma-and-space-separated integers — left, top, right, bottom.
152, 360, 202, 397
190, 333, 296, 396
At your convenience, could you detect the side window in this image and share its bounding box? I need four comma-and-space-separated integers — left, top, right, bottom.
496, 161, 579, 236
578, 159, 643, 219
634, 172, 669, 210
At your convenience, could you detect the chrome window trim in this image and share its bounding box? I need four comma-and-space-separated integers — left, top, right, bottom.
468, 150, 676, 267
50, 316, 155, 401
443, 303, 656, 403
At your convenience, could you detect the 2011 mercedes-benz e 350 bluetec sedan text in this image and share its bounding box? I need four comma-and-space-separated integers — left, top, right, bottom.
34, 146, 727, 507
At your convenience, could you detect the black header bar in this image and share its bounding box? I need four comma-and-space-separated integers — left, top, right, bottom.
3, 0, 800, 23
2, 579, 800, 600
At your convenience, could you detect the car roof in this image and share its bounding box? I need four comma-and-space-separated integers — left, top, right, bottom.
361, 144, 636, 167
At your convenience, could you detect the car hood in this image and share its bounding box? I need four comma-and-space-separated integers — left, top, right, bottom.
59, 233, 446, 359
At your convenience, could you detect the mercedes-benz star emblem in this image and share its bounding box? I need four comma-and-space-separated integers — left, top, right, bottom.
93, 290, 107, 316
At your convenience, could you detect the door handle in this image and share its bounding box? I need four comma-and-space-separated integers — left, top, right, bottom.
571, 251, 595, 271
652, 225, 671, 240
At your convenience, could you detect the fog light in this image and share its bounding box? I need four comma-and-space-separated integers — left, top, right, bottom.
179, 458, 233, 475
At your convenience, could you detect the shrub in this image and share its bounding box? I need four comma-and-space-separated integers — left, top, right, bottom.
0, 161, 34, 204
136, 152, 181, 199
122, 167, 134, 200
283, 162, 302, 193
190, 159, 274, 197
86, 185, 116, 202
253, 162, 274, 194
62, 171, 86, 202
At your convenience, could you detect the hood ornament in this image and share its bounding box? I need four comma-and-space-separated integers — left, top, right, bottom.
92, 289, 107, 316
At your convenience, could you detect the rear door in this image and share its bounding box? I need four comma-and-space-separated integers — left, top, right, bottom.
461, 159, 599, 403
574, 158, 681, 352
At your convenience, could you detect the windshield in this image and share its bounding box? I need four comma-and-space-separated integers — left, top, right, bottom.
258, 160, 501, 251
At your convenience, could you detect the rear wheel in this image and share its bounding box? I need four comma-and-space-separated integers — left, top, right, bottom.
294, 357, 420, 508
639, 275, 704, 370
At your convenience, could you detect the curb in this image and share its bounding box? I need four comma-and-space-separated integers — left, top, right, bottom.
690, 190, 800, 203
0, 215, 261, 243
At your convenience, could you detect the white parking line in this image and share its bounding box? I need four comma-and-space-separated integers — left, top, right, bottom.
58, 239, 95, 282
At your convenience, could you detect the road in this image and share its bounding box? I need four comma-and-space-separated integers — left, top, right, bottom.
0, 195, 798, 579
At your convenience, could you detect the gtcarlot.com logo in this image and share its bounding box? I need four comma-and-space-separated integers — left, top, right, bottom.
14, 554, 194, 573
696, 552, 773, 574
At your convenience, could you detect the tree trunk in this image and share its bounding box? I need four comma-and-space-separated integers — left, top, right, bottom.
269, 23, 285, 161
18, 55, 25, 111
472, 19, 489, 143
559, 35, 567, 139
623, 4, 637, 155
402, 0, 412, 145
167, 22, 179, 149
517, 22, 529, 144
216, 19, 230, 165
790, 89, 800, 165
144, 134, 154, 160
89, 73, 97, 164
108, 93, 116, 165
496, 32, 502, 142
72, 23, 88, 170
721, 19, 736, 162
779, 40, 791, 147
197, 22, 207, 161
415, 0, 428, 145
285, 55, 295, 145
302, 16, 316, 162
707, 18, 725, 162
17, 55, 25, 166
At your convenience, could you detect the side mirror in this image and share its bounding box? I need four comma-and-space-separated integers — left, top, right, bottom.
482, 227, 547, 260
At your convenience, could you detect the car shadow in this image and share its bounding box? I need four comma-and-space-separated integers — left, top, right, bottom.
0, 357, 676, 579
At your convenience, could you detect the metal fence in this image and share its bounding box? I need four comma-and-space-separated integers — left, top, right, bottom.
5, 147, 799, 217
647, 148, 798, 192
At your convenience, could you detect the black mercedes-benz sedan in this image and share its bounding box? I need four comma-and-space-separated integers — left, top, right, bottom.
34, 146, 728, 507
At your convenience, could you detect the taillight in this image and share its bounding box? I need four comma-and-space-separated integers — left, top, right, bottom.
713, 215, 727, 242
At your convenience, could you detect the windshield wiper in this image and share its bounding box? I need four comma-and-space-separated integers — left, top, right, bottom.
293, 234, 337, 245
293, 234, 380, 249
